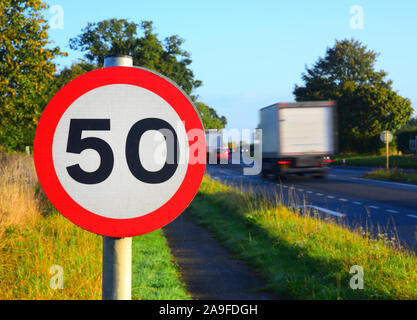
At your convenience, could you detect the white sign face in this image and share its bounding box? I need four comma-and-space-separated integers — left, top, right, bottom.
380, 130, 393, 143
52, 84, 189, 219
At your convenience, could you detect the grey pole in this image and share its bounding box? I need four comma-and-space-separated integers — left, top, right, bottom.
102, 55, 133, 300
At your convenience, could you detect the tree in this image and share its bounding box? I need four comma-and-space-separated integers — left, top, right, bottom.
69, 19, 202, 96
0, 0, 64, 150
47, 61, 97, 100
69, 19, 226, 129
195, 102, 227, 129
294, 39, 412, 153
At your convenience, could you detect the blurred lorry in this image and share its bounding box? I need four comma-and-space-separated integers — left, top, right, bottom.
258, 101, 337, 179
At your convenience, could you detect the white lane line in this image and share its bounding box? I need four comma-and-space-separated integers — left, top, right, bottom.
407, 214, 417, 219
369, 205, 379, 209
327, 195, 335, 199
283, 185, 288, 188
339, 198, 349, 202
306, 191, 313, 194
386, 209, 399, 214
316, 193, 324, 196
351, 176, 417, 188
295, 205, 346, 217
353, 201, 362, 205
298, 188, 304, 192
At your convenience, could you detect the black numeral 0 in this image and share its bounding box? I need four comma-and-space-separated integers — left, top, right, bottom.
126, 118, 179, 184
65, 118, 179, 185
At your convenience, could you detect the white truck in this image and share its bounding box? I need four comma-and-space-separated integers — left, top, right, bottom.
259, 101, 337, 178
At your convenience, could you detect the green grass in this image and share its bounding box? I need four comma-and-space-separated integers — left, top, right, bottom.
0, 152, 190, 300
0, 211, 190, 300
132, 230, 190, 300
364, 169, 417, 185
334, 154, 417, 169
0, 212, 103, 300
189, 176, 417, 300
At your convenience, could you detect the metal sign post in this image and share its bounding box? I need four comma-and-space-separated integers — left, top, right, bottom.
380, 130, 393, 170
102, 55, 133, 300
386, 132, 389, 170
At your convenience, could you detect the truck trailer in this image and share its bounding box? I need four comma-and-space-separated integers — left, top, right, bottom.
258, 101, 337, 179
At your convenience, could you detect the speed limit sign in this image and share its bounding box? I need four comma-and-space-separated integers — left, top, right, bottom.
34, 66, 206, 237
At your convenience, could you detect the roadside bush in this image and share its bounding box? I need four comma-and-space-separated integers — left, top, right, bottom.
396, 127, 417, 154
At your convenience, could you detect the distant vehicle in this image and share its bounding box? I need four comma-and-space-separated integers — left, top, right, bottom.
205, 129, 224, 159
258, 101, 337, 179
216, 147, 229, 161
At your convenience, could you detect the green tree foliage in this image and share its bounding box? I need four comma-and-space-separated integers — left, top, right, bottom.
47, 61, 97, 100
195, 102, 227, 129
294, 39, 412, 153
0, 0, 64, 150
68, 18, 226, 129
69, 19, 202, 96
400, 116, 417, 130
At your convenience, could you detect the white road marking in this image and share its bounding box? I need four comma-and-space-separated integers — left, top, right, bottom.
369, 205, 379, 209
295, 205, 346, 217
327, 195, 335, 199
353, 201, 362, 205
407, 214, 417, 219
298, 188, 304, 192
339, 198, 348, 202
351, 176, 417, 189
316, 193, 323, 196
306, 191, 313, 194
386, 209, 399, 214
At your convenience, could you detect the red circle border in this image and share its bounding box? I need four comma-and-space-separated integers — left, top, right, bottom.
34, 67, 206, 237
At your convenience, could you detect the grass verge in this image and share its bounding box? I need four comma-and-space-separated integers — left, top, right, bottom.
334, 154, 417, 169
0, 152, 189, 300
189, 175, 417, 299
364, 169, 417, 185
132, 230, 190, 300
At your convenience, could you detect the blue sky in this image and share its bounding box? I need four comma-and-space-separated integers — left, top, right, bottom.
44, 0, 417, 130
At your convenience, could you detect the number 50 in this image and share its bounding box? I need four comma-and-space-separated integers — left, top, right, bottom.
66, 118, 179, 185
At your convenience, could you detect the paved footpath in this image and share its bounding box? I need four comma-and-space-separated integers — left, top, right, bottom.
163, 212, 280, 300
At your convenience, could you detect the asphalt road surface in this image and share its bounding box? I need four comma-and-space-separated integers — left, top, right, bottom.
206, 164, 417, 250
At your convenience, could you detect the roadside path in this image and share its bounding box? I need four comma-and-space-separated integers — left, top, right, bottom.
163, 212, 280, 300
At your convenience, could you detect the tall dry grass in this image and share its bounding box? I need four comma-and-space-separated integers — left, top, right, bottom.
0, 152, 102, 299
0, 152, 189, 300
0, 153, 40, 233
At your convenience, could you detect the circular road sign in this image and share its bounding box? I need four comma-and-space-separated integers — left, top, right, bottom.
34, 67, 206, 237
380, 130, 393, 143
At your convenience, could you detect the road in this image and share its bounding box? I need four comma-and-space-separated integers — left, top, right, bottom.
206, 164, 417, 250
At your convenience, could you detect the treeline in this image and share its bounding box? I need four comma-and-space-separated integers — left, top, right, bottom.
1, 1, 413, 154
0, 1, 226, 152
